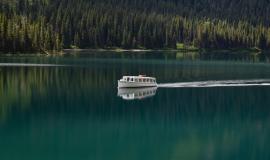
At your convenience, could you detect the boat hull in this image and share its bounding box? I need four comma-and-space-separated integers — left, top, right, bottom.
118, 81, 158, 88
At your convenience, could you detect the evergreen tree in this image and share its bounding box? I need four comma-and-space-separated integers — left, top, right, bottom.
1, 0, 270, 53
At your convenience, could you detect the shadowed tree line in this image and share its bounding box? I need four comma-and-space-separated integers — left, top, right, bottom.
1, 0, 270, 52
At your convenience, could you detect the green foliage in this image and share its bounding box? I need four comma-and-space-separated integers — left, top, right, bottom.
1, 0, 270, 52
177, 43, 198, 51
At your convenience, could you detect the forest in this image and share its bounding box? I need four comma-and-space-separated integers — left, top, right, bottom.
1, 0, 270, 52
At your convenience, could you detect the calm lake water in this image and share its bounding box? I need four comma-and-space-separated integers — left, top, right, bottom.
1, 51, 270, 160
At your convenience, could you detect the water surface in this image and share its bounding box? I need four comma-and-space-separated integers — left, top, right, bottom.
0, 51, 270, 160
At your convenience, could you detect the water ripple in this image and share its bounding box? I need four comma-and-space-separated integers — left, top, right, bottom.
0, 63, 66, 67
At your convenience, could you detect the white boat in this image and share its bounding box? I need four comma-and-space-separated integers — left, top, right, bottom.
118, 87, 157, 100
118, 75, 157, 88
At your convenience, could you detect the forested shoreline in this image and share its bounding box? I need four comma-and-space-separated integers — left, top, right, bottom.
1, 0, 270, 53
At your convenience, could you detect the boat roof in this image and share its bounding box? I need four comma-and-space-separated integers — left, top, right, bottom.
123, 75, 156, 79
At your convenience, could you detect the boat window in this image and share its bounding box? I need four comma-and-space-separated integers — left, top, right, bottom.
130, 78, 133, 82
127, 78, 130, 81
135, 78, 138, 82
139, 79, 142, 82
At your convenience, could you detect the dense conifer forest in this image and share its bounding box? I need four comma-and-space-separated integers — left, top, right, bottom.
1, 0, 270, 52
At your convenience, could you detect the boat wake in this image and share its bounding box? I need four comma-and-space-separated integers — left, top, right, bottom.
158, 79, 270, 88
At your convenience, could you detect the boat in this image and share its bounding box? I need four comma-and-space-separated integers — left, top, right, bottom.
118, 75, 157, 88
118, 87, 157, 100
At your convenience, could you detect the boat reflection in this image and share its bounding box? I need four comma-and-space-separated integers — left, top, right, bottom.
117, 87, 157, 100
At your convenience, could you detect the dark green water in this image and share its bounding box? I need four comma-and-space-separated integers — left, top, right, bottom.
1, 51, 270, 160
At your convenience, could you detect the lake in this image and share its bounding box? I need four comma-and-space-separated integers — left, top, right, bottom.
0, 51, 270, 160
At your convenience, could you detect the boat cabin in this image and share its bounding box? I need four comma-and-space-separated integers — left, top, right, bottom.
121, 76, 156, 83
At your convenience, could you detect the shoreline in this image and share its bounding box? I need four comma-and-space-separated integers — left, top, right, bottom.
63, 48, 262, 54
0, 47, 264, 55
63, 48, 199, 52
